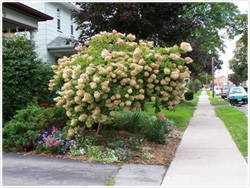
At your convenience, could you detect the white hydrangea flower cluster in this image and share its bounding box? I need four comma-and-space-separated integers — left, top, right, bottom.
49, 30, 193, 128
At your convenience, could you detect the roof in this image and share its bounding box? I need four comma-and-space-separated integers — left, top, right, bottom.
3, 2, 53, 21
47, 36, 79, 52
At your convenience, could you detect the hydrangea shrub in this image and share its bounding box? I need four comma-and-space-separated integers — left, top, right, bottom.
49, 30, 193, 129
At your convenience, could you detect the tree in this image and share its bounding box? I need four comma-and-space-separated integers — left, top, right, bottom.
228, 73, 241, 86
73, 3, 196, 46
197, 73, 212, 86
229, 14, 248, 82
48, 31, 193, 131
182, 38, 223, 92
73, 2, 243, 93
2, 34, 56, 122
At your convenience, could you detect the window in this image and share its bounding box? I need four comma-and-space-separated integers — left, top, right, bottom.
70, 15, 74, 35
57, 8, 61, 31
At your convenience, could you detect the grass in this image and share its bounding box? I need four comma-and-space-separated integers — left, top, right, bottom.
215, 107, 248, 156
142, 90, 202, 130
209, 97, 229, 105
206, 90, 229, 105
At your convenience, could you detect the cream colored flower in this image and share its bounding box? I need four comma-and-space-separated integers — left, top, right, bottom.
79, 114, 87, 122
84, 41, 90, 46
89, 82, 97, 89
110, 111, 115, 116
127, 33, 136, 41
184, 57, 193, 64
125, 101, 132, 106
169, 53, 180, 61
74, 105, 83, 112
127, 88, 133, 94
171, 71, 180, 80
144, 72, 150, 77
180, 42, 192, 52
94, 91, 101, 99
164, 68, 170, 75
115, 94, 121, 99
93, 76, 101, 83
138, 94, 145, 100
71, 119, 78, 126
75, 45, 83, 52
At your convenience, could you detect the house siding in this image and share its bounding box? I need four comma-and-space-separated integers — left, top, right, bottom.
23, 2, 81, 64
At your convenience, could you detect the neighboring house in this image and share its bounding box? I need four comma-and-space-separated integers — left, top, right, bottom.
213, 76, 233, 87
2, 2, 53, 39
23, 2, 81, 64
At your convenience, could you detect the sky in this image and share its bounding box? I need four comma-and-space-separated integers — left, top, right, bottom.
215, 1, 249, 78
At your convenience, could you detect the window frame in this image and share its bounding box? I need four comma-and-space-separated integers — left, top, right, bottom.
70, 15, 74, 36
57, 8, 61, 31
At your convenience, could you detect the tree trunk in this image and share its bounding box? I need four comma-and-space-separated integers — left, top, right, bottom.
96, 123, 102, 135
190, 75, 196, 93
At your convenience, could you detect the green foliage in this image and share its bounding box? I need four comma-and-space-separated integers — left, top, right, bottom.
187, 79, 201, 93
229, 14, 248, 82
102, 130, 116, 143
87, 146, 119, 163
2, 34, 56, 122
114, 111, 142, 133
197, 73, 212, 85
228, 73, 242, 85
105, 180, 115, 186
73, 130, 98, 148
184, 91, 194, 100
141, 152, 154, 160
141, 115, 174, 144
142, 91, 201, 130
69, 148, 86, 156
2, 105, 68, 152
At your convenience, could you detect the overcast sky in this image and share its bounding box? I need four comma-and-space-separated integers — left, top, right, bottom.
215, 1, 249, 78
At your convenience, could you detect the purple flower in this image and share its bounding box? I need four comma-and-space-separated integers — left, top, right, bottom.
37, 141, 43, 144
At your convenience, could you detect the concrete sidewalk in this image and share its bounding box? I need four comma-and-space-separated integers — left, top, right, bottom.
161, 90, 249, 187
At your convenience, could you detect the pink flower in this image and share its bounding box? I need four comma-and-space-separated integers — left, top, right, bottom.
46, 141, 51, 147
167, 126, 172, 131
52, 126, 58, 133
35, 92, 39, 95
55, 140, 60, 145
161, 116, 167, 121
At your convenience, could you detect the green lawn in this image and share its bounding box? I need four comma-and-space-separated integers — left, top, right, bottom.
209, 97, 229, 105
215, 107, 248, 156
206, 90, 229, 105
143, 90, 202, 130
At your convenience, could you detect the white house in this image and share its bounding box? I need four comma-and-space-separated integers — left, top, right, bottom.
23, 2, 81, 64
2, 2, 53, 37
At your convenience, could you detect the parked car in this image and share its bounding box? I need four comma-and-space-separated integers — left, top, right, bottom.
214, 86, 222, 95
243, 87, 248, 93
221, 84, 235, 99
227, 86, 248, 105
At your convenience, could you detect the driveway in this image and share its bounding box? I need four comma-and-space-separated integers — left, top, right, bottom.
2, 153, 166, 186
2, 153, 119, 186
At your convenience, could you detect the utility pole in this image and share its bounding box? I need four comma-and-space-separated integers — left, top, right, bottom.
212, 57, 215, 98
